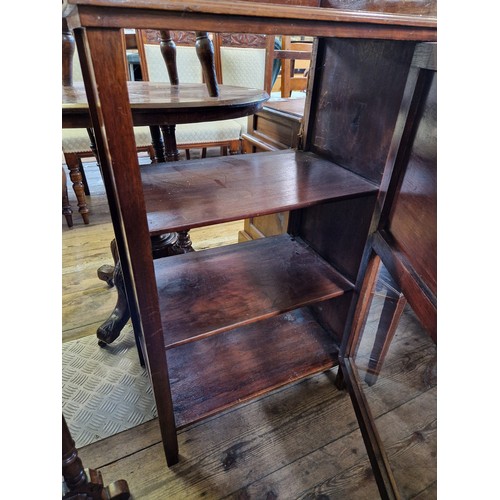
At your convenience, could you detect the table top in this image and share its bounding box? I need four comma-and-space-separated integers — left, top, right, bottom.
263, 98, 306, 119
63, 81, 269, 128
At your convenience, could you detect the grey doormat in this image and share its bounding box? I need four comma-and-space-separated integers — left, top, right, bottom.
62, 327, 157, 448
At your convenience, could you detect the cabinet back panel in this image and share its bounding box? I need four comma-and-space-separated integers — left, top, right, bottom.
308, 38, 416, 184
297, 194, 377, 283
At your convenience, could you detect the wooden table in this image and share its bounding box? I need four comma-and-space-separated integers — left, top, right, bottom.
63, 81, 268, 129
63, 81, 268, 219
63, 80, 268, 349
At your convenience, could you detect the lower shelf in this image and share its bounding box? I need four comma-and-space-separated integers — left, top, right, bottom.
167, 306, 340, 429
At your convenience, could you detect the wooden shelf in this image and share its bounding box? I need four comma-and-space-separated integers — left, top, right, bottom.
166, 307, 339, 429
142, 150, 378, 235
155, 234, 353, 349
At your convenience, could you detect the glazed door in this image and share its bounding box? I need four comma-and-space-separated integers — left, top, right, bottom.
341, 42, 437, 499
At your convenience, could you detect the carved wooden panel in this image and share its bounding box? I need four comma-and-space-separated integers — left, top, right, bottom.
219, 33, 268, 48
143, 29, 198, 46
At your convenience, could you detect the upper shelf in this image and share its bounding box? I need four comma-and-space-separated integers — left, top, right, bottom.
143, 150, 378, 235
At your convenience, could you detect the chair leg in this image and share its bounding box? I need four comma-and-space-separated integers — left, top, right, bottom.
64, 152, 90, 224
62, 166, 73, 227
229, 140, 241, 155
78, 158, 90, 196
146, 145, 156, 163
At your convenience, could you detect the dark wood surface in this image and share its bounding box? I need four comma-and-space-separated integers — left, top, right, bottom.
386, 75, 437, 298
62, 81, 268, 128
63, 0, 437, 41
62, 415, 130, 499
167, 306, 340, 428
155, 234, 353, 348
308, 38, 417, 185
142, 150, 378, 235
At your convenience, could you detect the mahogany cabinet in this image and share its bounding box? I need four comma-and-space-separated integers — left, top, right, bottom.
63, 1, 436, 497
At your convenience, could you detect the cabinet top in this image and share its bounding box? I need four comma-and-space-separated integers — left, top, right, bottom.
63, 0, 436, 42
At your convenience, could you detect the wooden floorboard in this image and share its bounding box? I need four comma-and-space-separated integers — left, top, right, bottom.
63, 156, 436, 499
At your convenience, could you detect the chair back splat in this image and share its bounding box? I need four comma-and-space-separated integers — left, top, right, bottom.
136, 29, 242, 158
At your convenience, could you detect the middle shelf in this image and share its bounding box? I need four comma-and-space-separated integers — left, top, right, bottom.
155, 233, 354, 349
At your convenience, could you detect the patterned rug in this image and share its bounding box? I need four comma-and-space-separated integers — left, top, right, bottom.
62, 326, 157, 448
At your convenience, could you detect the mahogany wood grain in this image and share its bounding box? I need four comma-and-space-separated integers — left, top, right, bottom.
64, 1, 437, 42
141, 150, 377, 235
62, 19, 75, 86
154, 234, 353, 348
308, 38, 416, 184
320, 0, 436, 16
62, 415, 131, 499
62, 81, 268, 128
167, 306, 339, 428
75, 26, 179, 466
373, 231, 436, 342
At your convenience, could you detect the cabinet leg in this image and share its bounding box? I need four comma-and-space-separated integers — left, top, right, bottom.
334, 364, 346, 390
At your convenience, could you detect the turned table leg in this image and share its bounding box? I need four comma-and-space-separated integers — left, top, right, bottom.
63, 414, 130, 499
95, 30, 218, 347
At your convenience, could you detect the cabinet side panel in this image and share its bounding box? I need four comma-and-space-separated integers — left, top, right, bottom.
308, 38, 415, 184
386, 73, 437, 297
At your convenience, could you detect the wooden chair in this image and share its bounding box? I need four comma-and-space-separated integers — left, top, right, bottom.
213, 33, 275, 135
273, 36, 313, 98
136, 29, 242, 158
62, 21, 155, 226
62, 166, 73, 227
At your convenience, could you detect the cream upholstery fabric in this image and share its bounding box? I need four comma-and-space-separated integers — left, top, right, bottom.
62, 126, 153, 154
176, 120, 241, 145
143, 40, 243, 145
145, 45, 203, 83
220, 47, 266, 91
219, 46, 268, 135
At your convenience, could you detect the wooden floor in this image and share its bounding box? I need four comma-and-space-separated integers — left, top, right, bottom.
62, 155, 436, 499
